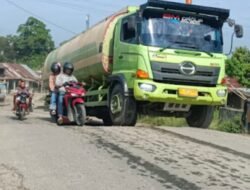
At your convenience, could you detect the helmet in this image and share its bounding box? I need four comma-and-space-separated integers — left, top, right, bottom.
50, 62, 61, 75
63, 62, 74, 75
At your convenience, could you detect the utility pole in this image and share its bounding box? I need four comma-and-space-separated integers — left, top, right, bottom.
185, 0, 192, 4
86, 14, 90, 30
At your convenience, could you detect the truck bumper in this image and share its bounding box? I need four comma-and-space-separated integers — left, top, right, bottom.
134, 80, 227, 106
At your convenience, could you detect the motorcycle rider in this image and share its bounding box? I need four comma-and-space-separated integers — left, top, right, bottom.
49, 62, 61, 113
12, 79, 32, 111
55, 62, 77, 124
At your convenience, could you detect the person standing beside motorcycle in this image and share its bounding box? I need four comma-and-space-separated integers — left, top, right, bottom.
55, 62, 77, 124
12, 79, 32, 111
49, 62, 61, 113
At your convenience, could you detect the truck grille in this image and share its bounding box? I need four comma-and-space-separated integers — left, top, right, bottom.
151, 62, 220, 87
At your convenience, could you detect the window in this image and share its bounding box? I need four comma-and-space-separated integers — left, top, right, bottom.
0, 68, 5, 77
121, 17, 137, 44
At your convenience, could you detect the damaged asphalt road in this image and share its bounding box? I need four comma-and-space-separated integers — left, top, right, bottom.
0, 104, 250, 190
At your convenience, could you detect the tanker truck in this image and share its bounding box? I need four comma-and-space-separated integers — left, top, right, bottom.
42, 0, 243, 127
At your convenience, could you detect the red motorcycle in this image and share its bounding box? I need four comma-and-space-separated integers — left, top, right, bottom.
50, 81, 87, 126
16, 92, 30, 120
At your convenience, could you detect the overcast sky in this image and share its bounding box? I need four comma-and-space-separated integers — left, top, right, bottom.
1, 0, 249, 52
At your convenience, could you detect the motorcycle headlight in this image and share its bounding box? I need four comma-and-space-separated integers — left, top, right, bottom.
71, 93, 78, 97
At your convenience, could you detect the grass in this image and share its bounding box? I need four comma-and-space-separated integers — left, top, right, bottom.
138, 115, 186, 127
138, 109, 244, 134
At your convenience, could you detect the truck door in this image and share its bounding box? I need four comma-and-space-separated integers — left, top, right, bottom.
113, 15, 139, 72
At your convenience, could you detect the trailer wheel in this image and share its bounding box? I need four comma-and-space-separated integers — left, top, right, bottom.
186, 105, 214, 129
109, 84, 137, 126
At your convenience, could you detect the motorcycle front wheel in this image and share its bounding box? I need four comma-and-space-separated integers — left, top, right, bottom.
74, 104, 86, 126
18, 107, 25, 121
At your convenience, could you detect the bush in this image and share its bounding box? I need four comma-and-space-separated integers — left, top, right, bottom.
210, 110, 242, 133
217, 116, 242, 133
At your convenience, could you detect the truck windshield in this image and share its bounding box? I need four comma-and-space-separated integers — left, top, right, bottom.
140, 15, 223, 53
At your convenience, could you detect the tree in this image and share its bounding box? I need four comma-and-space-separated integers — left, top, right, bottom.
14, 17, 55, 69
0, 35, 16, 62
226, 47, 250, 87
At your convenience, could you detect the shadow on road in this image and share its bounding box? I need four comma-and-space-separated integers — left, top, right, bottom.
38, 116, 55, 123
8, 116, 29, 121
35, 105, 47, 110
36, 114, 106, 127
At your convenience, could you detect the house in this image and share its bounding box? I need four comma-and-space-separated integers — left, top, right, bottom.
0, 63, 41, 93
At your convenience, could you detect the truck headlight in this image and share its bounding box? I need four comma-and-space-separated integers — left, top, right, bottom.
139, 83, 156, 92
217, 89, 227, 97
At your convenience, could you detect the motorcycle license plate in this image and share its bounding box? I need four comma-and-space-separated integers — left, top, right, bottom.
178, 88, 198, 98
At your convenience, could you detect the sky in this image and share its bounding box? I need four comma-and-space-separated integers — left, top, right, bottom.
1, 0, 250, 53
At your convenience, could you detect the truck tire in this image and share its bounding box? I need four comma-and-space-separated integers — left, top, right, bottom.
186, 105, 214, 129
109, 84, 137, 126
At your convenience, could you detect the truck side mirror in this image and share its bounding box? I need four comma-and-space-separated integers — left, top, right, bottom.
235, 24, 243, 38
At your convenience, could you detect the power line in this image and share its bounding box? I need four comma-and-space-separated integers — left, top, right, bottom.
22, 0, 114, 13
34, 0, 88, 12
45, 0, 118, 12
5, 0, 77, 35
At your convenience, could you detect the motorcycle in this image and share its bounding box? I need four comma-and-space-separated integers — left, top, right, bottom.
50, 81, 87, 126
16, 92, 30, 120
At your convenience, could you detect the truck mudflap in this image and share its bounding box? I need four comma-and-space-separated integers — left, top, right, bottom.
133, 79, 227, 106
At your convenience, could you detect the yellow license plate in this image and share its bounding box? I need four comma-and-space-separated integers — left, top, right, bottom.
178, 88, 198, 98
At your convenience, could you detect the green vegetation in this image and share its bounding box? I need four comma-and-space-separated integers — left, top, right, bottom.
138, 115, 186, 127
139, 110, 243, 134
226, 47, 250, 87
0, 17, 54, 69
210, 111, 242, 133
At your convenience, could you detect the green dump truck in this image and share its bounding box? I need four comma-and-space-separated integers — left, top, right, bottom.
42, 0, 243, 127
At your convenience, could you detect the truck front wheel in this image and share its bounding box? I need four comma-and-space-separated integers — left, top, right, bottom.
109, 84, 137, 126
186, 105, 214, 129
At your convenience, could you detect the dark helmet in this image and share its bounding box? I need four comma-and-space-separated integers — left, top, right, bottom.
50, 62, 61, 75
63, 62, 74, 75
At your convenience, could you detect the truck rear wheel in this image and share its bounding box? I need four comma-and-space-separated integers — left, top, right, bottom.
109, 84, 137, 126
186, 105, 214, 129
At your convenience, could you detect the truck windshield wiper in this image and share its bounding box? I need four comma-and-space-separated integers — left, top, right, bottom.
175, 42, 214, 57
200, 50, 214, 57
159, 46, 171, 52
158, 41, 214, 57
190, 47, 214, 57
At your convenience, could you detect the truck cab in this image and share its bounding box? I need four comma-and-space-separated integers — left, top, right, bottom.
110, 0, 243, 127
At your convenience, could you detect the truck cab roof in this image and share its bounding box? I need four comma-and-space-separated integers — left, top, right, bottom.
140, 0, 230, 22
